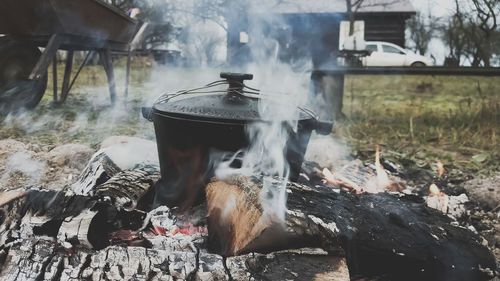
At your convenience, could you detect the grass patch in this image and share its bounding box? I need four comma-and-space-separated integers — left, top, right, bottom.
337, 75, 500, 177
0, 63, 498, 179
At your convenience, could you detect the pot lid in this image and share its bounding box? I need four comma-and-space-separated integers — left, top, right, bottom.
152, 72, 314, 123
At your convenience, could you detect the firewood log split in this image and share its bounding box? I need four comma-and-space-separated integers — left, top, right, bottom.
206, 176, 496, 281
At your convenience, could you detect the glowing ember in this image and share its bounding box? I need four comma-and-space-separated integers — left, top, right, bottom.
436, 160, 444, 178
428, 183, 449, 213
153, 224, 208, 236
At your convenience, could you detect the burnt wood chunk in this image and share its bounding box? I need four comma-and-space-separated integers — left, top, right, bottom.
227, 248, 349, 281
71, 151, 121, 196
94, 165, 160, 211
0, 165, 158, 252
207, 176, 496, 281
289, 182, 496, 281
206, 176, 343, 257
206, 177, 272, 256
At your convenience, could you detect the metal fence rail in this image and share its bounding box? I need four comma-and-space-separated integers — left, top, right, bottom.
309, 66, 500, 120
311, 66, 500, 77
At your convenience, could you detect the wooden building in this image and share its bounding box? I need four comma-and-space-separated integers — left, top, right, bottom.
226, 0, 416, 66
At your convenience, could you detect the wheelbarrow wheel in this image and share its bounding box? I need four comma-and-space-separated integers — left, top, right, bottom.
0, 38, 48, 115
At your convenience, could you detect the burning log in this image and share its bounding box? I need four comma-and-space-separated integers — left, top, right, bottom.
206, 176, 277, 256
206, 176, 343, 257
206, 176, 496, 281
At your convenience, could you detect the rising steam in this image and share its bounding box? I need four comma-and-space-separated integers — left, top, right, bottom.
213, 64, 309, 222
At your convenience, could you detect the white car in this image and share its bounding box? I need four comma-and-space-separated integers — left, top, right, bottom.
363, 41, 434, 67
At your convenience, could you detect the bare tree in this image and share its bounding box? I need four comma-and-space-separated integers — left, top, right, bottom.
441, 0, 467, 64
441, 0, 499, 66
345, 0, 366, 36
407, 12, 438, 55
469, 0, 498, 66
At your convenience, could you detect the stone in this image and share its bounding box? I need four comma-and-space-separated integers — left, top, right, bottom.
463, 173, 500, 210
99, 136, 159, 170
46, 144, 93, 170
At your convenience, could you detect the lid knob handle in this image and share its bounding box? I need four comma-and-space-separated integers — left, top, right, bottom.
220, 72, 254, 104
220, 72, 253, 83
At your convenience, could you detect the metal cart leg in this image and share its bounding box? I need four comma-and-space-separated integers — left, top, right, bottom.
57, 51, 93, 104
52, 56, 58, 102
29, 34, 61, 81
60, 50, 74, 103
125, 48, 131, 99
99, 48, 117, 105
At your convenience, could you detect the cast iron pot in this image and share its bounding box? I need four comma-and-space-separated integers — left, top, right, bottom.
142, 72, 333, 208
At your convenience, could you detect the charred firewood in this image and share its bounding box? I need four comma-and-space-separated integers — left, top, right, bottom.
93, 165, 160, 211
0, 236, 350, 281
206, 176, 343, 257
227, 248, 349, 280
71, 152, 121, 196
0, 165, 159, 252
207, 176, 496, 281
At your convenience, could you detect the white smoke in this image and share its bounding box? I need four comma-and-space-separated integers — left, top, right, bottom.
213, 50, 310, 222
0, 151, 46, 186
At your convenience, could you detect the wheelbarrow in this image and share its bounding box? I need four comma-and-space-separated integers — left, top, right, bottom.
0, 0, 139, 114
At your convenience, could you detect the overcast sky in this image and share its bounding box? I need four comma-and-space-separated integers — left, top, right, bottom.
410, 0, 455, 18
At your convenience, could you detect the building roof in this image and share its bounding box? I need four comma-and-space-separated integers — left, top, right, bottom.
255, 0, 416, 14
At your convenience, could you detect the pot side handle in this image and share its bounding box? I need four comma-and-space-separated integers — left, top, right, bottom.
314, 119, 334, 135
142, 107, 153, 122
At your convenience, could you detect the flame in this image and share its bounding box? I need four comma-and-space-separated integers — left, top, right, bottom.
322, 168, 361, 193
436, 160, 444, 178
375, 145, 391, 189
321, 146, 405, 194
429, 183, 449, 213
429, 183, 440, 196
322, 168, 338, 185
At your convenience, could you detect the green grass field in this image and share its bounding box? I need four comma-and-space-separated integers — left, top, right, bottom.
1, 60, 499, 179
338, 74, 499, 177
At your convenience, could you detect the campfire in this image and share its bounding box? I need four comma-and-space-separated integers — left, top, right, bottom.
0, 74, 497, 281
0, 135, 496, 281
